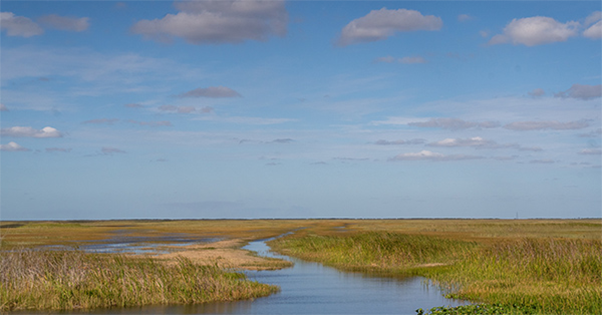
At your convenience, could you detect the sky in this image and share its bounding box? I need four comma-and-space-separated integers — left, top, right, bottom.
1, 1, 601, 220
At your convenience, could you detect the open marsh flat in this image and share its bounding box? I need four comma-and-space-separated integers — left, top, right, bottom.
1, 219, 601, 314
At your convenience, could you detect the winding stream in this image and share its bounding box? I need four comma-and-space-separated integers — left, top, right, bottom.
18, 234, 468, 314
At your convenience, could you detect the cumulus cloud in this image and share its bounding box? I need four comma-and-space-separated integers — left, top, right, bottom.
46, 147, 71, 153
554, 84, 602, 100
1, 126, 62, 138
131, 0, 288, 44
579, 148, 602, 155
337, 8, 442, 46
408, 118, 500, 131
504, 120, 590, 131
489, 16, 579, 46
583, 11, 602, 39
158, 105, 196, 114
82, 118, 119, 125
0, 104, 8, 111
389, 150, 482, 161
0, 142, 30, 152
0, 12, 44, 37
528, 88, 545, 97
101, 147, 126, 155
38, 14, 89, 32
128, 120, 172, 127
375, 139, 425, 145
177, 86, 241, 98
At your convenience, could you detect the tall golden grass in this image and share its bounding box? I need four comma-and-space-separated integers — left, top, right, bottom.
0, 248, 278, 311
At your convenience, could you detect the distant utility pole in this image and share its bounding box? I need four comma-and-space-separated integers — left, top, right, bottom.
516, 212, 519, 219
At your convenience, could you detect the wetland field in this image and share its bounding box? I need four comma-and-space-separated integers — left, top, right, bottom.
0, 219, 600, 314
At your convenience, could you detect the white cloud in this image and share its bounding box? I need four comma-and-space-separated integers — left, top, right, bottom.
489, 16, 579, 46
375, 139, 425, 145
583, 21, 602, 39
389, 150, 482, 161
38, 14, 89, 32
504, 120, 590, 131
428, 137, 492, 147
177, 86, 241, 98
0, 142, 30, 152
528, 88, 545, 97
555, 84, 602, 100
337, 8, 442, 46
408, 118, 500, 131
1, 126, 62, 138
428, 137, 543, 151
579, 148, 602, 155
131, 0, 288, 44
0, 12, 44, 37
0, 104, 8, 111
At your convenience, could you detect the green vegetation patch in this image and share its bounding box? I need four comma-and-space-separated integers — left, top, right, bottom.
0, 248, 278, 311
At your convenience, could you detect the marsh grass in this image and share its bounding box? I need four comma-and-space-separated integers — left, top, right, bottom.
269, 232, 476, 275
270, 232, 602, 314
0, 248, 278, 311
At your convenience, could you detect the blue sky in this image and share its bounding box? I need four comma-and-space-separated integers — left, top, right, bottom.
1, 1, 601, 220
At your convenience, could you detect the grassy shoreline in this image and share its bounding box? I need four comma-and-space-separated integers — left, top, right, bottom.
0, 248, 278, 312
269, 231, 602, 315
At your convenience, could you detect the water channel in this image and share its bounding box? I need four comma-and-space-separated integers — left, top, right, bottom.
19, 233, 469, 315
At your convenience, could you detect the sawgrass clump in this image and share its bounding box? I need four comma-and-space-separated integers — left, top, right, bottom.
0, 248, 278, 311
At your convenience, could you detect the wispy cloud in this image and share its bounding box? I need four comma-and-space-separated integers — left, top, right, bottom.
408, 118, 500, 131
427, 137, 542, 151
374, 139, 425, 145
101, 147, 126, 155
127, 120, 172, 127
158, 105, 196, 114
457, 14, 473, 22
46, 147, 72, 153
373, 55, 427, 64
554, 84, 602, 100
389, 150, 483, 161
0, 104, 8, 111
503, 120, 590, 131
579, 148, 602, 155
1, 126, 62, 138
82, 118, 119, 125
177, 86, 241, 98
38, 14, 89, 32
124, 103, 144, 108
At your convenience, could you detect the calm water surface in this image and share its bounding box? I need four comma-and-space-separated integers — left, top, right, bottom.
19, 234, 468, 315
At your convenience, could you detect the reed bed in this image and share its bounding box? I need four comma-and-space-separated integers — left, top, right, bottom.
0, 248, 278, 311
270, 232, 602, 315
